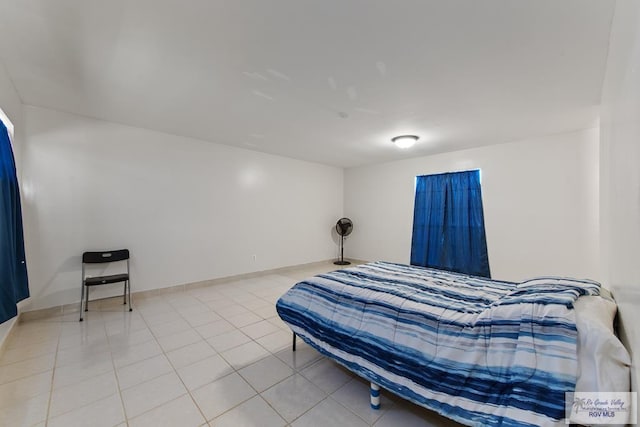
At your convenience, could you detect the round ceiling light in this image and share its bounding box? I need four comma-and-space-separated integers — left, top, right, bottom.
391, 135, 419, 149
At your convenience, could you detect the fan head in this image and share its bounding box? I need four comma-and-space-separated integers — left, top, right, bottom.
336, 218, 353, 237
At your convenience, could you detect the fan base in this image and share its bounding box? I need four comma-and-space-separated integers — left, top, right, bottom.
333, 261, 351, 266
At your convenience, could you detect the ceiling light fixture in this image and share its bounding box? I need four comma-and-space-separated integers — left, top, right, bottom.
391, 135, 419, 149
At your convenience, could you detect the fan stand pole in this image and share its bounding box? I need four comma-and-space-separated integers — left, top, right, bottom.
334, 235, 351, 266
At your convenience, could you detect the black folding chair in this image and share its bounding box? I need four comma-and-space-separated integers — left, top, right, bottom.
79, 249, 132, 321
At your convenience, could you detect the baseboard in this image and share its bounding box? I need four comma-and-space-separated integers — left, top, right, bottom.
20, 258, 364, 321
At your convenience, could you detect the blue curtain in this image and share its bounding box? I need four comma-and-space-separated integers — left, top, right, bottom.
0, 119, 29, 323
410, 170, 490, 277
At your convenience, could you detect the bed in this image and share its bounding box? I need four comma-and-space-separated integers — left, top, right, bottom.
276, 261, 631, 427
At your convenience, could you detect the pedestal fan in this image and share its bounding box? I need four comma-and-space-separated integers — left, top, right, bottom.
334, 217, 353, 265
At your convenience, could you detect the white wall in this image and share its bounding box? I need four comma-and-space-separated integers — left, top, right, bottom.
0, 62, 26, 347
344, 128, 600, 283
21, 106, 343, 310
600, 0, 640, 391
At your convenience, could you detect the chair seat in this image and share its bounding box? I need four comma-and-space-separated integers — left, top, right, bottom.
84, 273, 129, 286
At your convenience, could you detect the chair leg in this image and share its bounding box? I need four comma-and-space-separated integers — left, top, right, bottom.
128, 280, 132, 312
85, 286, 89, 312
79, 284, 85, 322
123, 282, 127, 305
292, 332, 296, 352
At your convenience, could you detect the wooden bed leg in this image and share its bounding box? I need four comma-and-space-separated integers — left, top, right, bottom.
370, 383, 381, 410
292, 332, 296, 352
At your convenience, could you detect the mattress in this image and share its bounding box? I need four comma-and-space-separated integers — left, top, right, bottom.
276, 261, 629, 427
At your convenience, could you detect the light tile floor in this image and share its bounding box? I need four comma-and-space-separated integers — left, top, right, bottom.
0, 262, 461, 427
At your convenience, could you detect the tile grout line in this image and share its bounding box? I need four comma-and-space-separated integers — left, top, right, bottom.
2, 264, 379, 425
137, 295, 211, 426
156, 281, 298, 425
107, 310, 133, 427
117, 286, 273, 424
8, 269, 340, 427
178, 286, 281, 425
45, 312, 126, 426
43, 319, 62, 427
121, 308, 232, 422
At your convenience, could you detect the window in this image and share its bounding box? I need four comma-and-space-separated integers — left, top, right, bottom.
410, 170, 490, 277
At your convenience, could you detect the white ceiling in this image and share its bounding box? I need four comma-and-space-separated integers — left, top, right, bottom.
0, 0, 615, 168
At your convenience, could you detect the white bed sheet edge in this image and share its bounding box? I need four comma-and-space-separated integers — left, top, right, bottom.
575, 293, 631, 394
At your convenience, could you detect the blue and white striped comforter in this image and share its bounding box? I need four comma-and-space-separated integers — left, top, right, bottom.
276, 262, 601, 427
